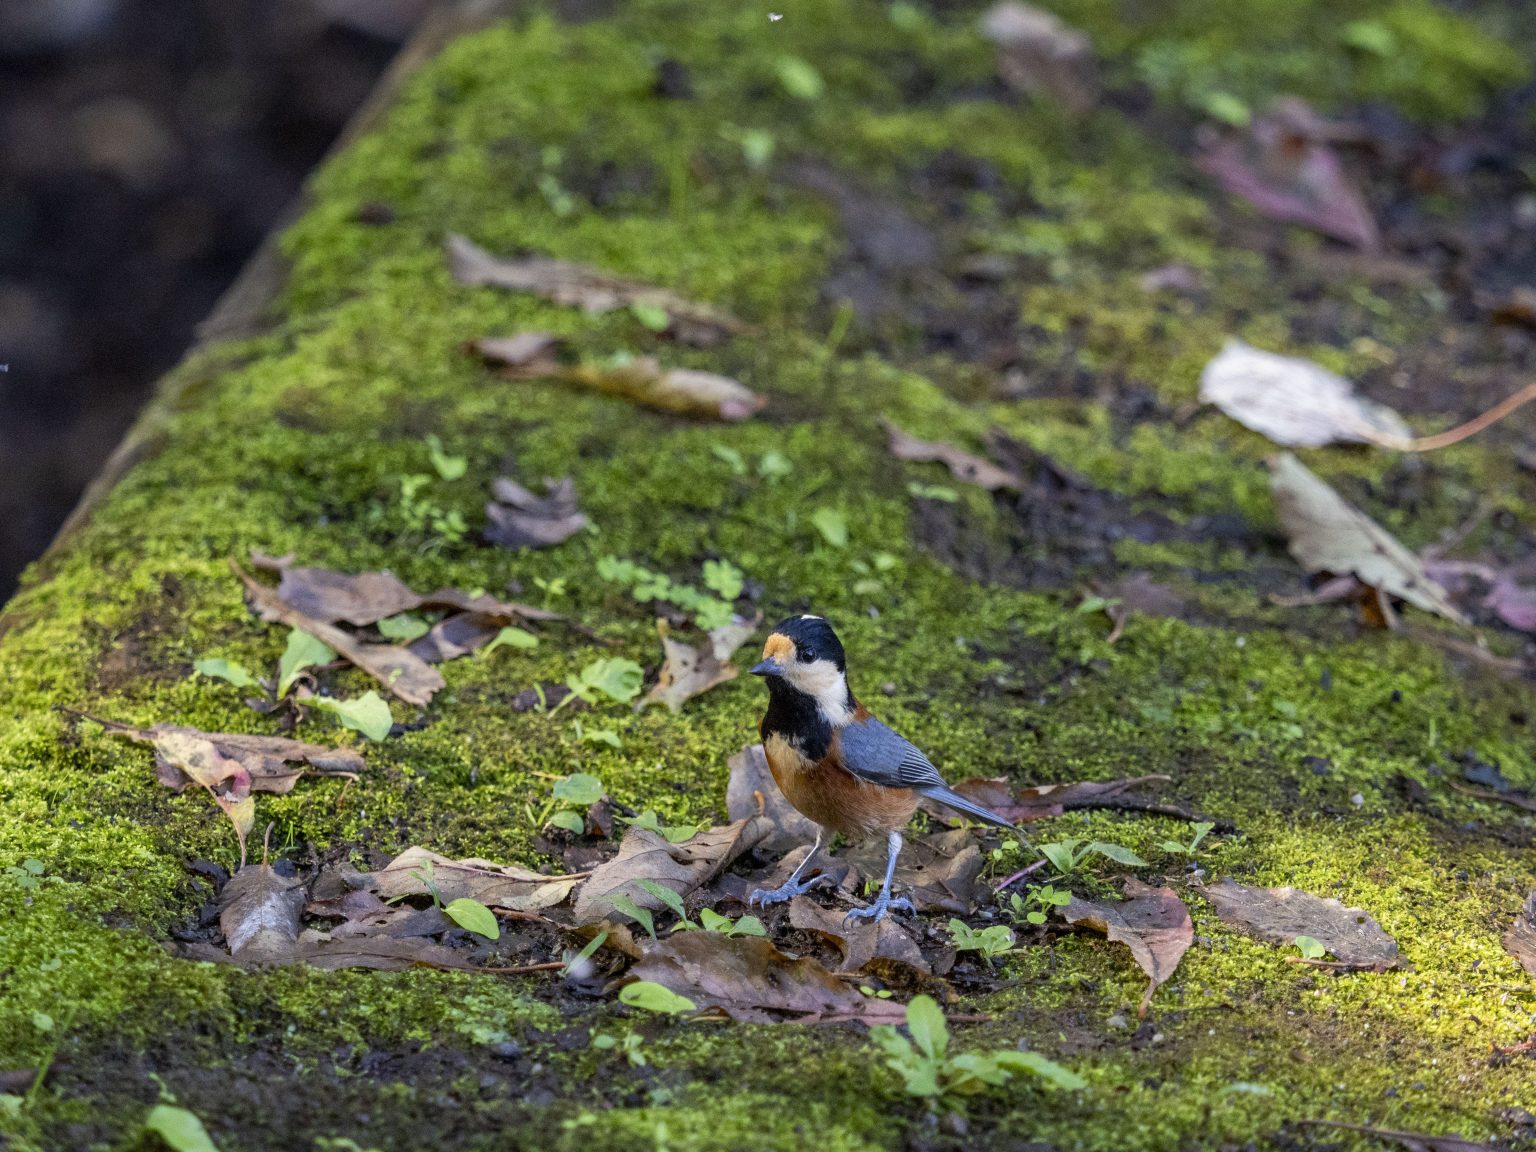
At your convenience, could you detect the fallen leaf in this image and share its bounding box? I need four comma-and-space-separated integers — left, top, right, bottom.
1200, 339, 1412, 448
919, 774, 1173, 825
310, 691, 393, 741
407, 613, 503, 663
625, 932, 907, 1023
1195, 98, 1380, 249
725, 742, 818, 855
979, 2, 1099, 117
447, 234, 746, 345
788, 896, 933, 976
235, 561, 446, 705
1504, 893, 1536, 977
1097, 573, 1189, 621
1061, 879, 1192, 1016
373, 846, 584, 912
641, 614, 759, 712
1202, 878, 1401, 970
1485, 578, 1536, 632
1296, 1120, 1496, 1152
844, 829, 985, 915
1270, 453, 1467, 625
220, 863, 306, 965
471, 337, 766, 422
883, 421, 1022, 492
143, 1104, 220, 1152
573, 819, 767, 926
485, 476, 589, 550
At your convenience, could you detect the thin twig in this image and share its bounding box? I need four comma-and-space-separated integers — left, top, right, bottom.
475, 960, 569, 975
1366, 379, 1536, 452
994, 859, 1048, 892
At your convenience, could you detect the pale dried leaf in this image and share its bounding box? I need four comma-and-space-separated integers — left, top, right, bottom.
979, 1, 1098, 116
1504, 892, 1536, 977
641, 614, 759, 712
573, 819, 766, 925
485, 476, 589, 550
725, 742, 818, 855
788, 896, 932, 976
1203, 878, 1401, 969
1270, 453, 1467, 625
374, 846, 582, 912
883, 421, 1022, 492
1200, 339, 1411, 448
1061, 879, 1192, 1015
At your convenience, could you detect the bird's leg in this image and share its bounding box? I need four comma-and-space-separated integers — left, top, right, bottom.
749, 830, 833, 907
844, 830, 915, 924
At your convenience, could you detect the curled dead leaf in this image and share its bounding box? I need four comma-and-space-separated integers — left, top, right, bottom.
373, 846, 584, 912
788, 895, 933, 977
641, 614, 760, 713
572, 819, 766, 926
1202, 878, 1401, 970
1061, 879, 1192, 1016
485, 476, 589, 550
221, 863, 305, 965
883, 420, 1022, 492
725, 742, 818, 855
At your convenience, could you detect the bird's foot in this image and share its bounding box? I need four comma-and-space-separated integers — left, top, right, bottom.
748, 873, 833, 908
843, 892, 915, 926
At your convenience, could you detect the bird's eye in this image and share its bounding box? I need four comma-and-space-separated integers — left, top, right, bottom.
799, 645, 817, 663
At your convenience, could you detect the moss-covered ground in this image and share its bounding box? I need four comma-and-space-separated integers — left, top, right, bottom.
3, 1, 1536, 1148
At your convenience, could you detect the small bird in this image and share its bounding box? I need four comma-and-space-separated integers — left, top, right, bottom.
748, 615, 1015, 923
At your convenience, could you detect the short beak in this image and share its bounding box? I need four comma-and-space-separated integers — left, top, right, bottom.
750, 658, 785, 678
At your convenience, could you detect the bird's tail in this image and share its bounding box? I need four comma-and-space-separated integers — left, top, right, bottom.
916, 784, 1016, 831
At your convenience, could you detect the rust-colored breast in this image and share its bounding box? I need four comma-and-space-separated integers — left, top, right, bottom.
763, 731, 917, 841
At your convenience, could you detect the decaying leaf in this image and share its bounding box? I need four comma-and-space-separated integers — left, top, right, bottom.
1270, 453, 1467, 625
883, 420, 1022, 493
1202, 878, 1401, 970
1195, 98, 1379, 250
725, 742, 818, 855
641, 614, 759, 712
471, 336, 766, 422
373, 846, 584, 912
235, 561, 446, 705
1296, 1120, 1497, 1152
1200, 339, 1411, 449
573, 819, 767, 926
447, 234, 746, 346
919, 774, 1172, 825
1504, 893, 1536, 977
1061, 879, 1192, 1016
625, 932, 906, 1023
788, 896, 933, 977
485, 476, 589, 550
844, 829, 985, 915
221, 863, 306, 965
979, 1, 1098, 117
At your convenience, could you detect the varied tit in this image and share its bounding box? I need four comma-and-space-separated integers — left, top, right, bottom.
749, 614, 1015, 924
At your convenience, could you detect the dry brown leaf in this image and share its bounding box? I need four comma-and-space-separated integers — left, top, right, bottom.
1061, 879, 1192, 1016
235, 561, 446, 705
788, 896, 933, 976
641, 614, 759, 713
1195, 98, 1379, 250
1270, 453, 1467, 625
221, 864, 306, 965
883, 420, 1022, 492
725, 742, 818, 855
844, 828, 985, 915
572, 819, 767, 926
447, 234, 746, 346
1202, 878, 1401, 969
979, 2, 1098, 117
1504, 893, 1536, 977
471, 336, 766, 422
485, 476, 589, 550
918, 774, 1172, 825
1201, 339, 1412, 449
373, 846, 583, 912
406, 613, 502, 663
626, 932, 907, 1023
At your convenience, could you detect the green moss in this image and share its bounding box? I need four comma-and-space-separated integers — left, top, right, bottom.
4, 0, 1536, 1148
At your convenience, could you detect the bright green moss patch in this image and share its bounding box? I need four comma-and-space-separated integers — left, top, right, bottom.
5, 0, 1536, 1149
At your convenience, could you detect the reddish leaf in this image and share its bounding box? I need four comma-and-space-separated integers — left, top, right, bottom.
1061, 879, 1192, 1016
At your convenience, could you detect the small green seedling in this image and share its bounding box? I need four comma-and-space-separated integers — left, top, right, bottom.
1010, 883, 1073, 926
711, 445, 748, 475
481, 626, 538, 656
143, 1103, 220, 1152
4, 859, 45, 890
591, 1029, 648, 1067
595, 556, 736, 629
907, 482, 958, 502
756, 450, 792, 480
810, 506, 848, 548
443, 898, 500, 941
425, 434, 467, 481
562, 930, 608, 977
277, 628, 336, 697
619, 981, 697, 1016
870, 995, 1085, 1103
630, 299, 672, 332
395, 473, 467, 547
539, 772, 604, 834
776, 55, 824, 101
1157, 821, 1216, 856
310, 691, 393, 741
1294, 935, 1327, 961
621, 810, 701, 844
947, 920, 1016, 962
701, 558, 745, 601
551, 657, 645, 712
609, 895, 657, 940
1038, 838, 1147, 878
572, 722, 622, 749
193, 657, 257, 689
375, 613, 431, 642
693, 908, 767, 937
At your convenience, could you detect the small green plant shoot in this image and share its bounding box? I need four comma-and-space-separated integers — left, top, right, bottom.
947, 919, 1016, 962
1038, 838, 1147, 877
1158, 821, 1216, 856
1010, 884, 1072, 926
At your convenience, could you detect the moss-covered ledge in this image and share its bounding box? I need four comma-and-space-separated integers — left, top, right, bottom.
4, 2, 1536, 1150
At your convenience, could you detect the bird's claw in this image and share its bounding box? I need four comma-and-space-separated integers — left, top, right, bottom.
748, 873, 832, 908
843, 893, 914, 926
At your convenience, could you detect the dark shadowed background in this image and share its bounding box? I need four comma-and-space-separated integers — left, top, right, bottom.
0, 0, 429, 600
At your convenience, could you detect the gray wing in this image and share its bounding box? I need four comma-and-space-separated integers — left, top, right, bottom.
838, 716, 946, 790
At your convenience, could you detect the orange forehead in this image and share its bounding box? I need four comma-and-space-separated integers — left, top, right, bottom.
763, 634, 795, 662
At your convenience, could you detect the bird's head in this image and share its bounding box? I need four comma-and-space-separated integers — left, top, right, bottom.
751, 615, 852, 722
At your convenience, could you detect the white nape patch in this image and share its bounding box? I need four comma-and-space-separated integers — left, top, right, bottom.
800, 614, 822, 620
784, 657, 852, 726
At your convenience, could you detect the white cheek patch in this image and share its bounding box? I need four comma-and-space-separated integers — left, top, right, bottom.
786, 658, 851, 726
